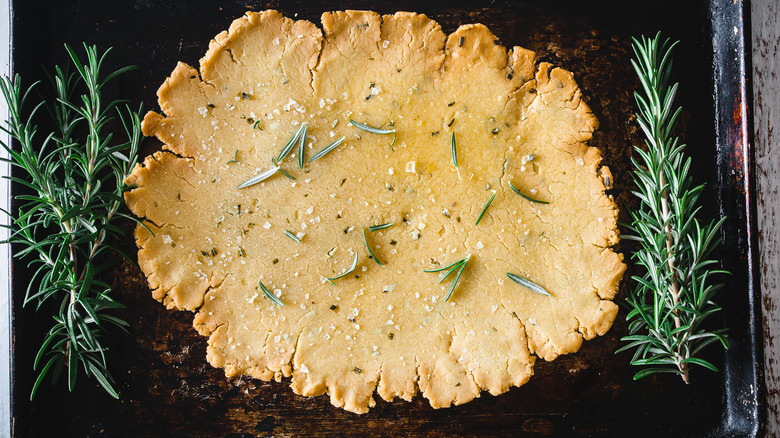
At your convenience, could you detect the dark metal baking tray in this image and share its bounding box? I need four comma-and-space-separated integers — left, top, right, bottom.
7, 0, 764, 436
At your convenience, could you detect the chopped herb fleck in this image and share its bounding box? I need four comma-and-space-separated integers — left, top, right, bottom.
353, 367, 362, 374
226, 150, 239, 164
253, 120, 262, 130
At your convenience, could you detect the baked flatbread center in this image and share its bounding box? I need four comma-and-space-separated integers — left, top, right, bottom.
126, 10, 625, 413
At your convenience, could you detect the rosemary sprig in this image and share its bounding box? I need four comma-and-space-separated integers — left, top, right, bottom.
308, 136, 345, 162
450, 132, 458, 168
506, 272, 551, 297
509, 181, 549, 204
475, 190, 497, 226
0, 44, 142, 399
616, 33, 729, 383
349, 119, 396, 147
368, 222, 393, 232
284, 230, 301, 243
424, 254, 471, 301
326, 251, 359, 284
258, 279, 284, 306
362, 227, 384, 266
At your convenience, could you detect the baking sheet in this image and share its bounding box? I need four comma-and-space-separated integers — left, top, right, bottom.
7, 0, 764, 436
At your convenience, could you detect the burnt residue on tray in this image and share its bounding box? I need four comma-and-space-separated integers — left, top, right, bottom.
9, 0, 762, 437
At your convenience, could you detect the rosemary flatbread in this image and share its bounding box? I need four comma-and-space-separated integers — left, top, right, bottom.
126, 10, 625, 413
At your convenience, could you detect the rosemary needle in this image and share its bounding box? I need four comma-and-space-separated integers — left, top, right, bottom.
450, 132, 458, 168
509, 181, 549, 204
237, 164, 279, 188
475, 190, 497, 226
368, 222, 394, 232
506, 272, 551, 297
327, 252, 359, 284
276, 122, 307, 163
297, 122, 308, 169
278, 167, 296, 180
284, 230, 301, 243
226, 150, 239, 164
349, 119, 396, 147
363, 227, 385, 266
259, 279, 285, 306
309, 136, 345, 162
253, 120, 262, 130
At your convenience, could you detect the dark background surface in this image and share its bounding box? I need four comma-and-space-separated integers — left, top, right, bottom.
8, 0, 762, 436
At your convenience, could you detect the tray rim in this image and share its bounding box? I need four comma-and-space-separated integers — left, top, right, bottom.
1, 0, 766, 435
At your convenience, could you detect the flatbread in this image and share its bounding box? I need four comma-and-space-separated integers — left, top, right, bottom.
125, 10, 625, 413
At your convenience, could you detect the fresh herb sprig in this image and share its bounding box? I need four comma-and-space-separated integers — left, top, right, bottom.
424, 254, 471, 301
617, 33, 729, 383
0, 44, 142, 399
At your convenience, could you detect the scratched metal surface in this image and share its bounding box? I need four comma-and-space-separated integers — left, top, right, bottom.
751, 0, 779, 435
7, 0, 763, 436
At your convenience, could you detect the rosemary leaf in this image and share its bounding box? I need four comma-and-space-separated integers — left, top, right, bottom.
349, 118, 396, 147
363, 227, 385, 266
309, 136, 345, 162
450, 132, 458, 168
327, 251, 359, 284
237, 165, 279, 188
284, 230, 301, 243
278, 167, 296, 180
253, 120, 262, 130
368, 222, 394, 232
226, 150, 239, 164
506, 272, 551, 296
475, 190, 497, 226
297, 122, 308, 169
509, 181, 549, 204
349, 119, 395, 134
258, 279, 285, 306
276, 122, 307, 163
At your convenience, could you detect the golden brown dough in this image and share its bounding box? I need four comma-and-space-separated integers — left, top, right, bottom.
125, 10, 625, 413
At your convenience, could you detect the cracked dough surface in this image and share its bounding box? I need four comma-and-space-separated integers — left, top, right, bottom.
126, 10, 626, 413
